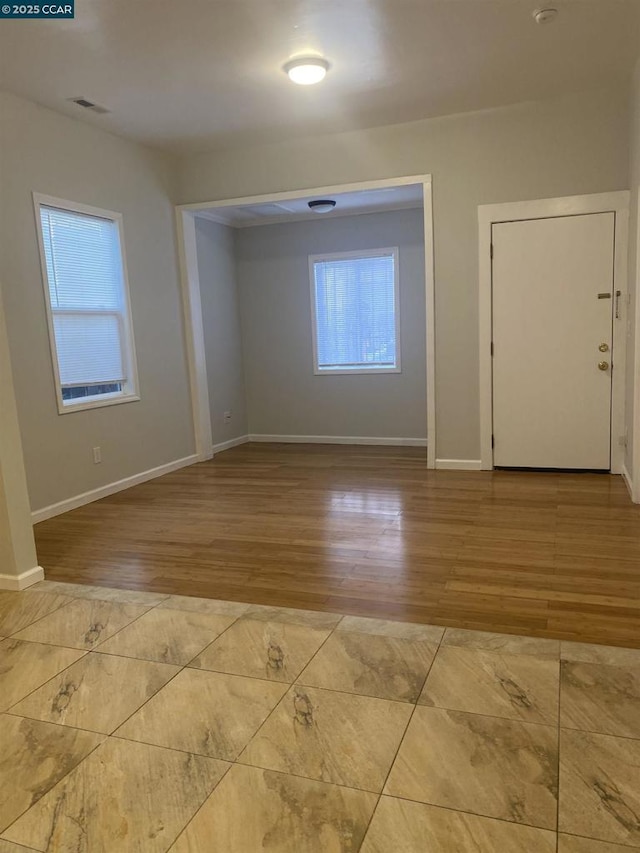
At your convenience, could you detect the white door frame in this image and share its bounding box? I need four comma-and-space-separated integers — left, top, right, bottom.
176, 174, 437, 467
478, 191, 629, 472
174, 206, 213, 459
631, 190, 640, 501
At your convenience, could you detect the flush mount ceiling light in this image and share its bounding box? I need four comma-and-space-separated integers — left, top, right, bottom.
284, 57, 329, 85
533, 7, 558, 24
308, 199, 337, 214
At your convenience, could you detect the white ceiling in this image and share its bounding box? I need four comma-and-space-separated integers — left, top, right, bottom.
198, 183, 423, 227
0, 0, 638, 154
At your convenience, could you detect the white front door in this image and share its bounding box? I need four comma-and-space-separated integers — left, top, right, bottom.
492, 212, 615, 469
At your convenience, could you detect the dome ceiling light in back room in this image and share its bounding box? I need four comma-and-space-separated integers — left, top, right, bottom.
307, 200, 337, 214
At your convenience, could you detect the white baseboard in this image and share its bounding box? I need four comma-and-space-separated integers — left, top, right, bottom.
212, 435, 249, 455
0, 565, 45, 591
248, 434, 428, 447
31, 454, 200, 523
622, 464, 635, 501
29, 445, 481, 526
435, 458, 483, 470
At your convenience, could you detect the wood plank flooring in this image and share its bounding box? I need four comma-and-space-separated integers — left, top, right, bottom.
34, 443, 640, 647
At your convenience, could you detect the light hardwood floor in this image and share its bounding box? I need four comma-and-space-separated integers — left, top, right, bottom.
34, 443, 640, 647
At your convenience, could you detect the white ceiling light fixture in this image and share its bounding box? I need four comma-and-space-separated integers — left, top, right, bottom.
284, 57, 329, 85
308, 199, 336, 214
533, 8, 558, 24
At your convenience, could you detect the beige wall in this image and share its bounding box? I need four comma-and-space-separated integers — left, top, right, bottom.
195, 218, 248, 445
234, 208, 426, 439
626, 61, 640, 485
179, 87, 630, 461
0, 91, 195, 512
0, 283, 38, 584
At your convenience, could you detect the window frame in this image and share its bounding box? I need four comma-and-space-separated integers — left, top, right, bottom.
33, 193, 140, 414
309, 246, 401, 376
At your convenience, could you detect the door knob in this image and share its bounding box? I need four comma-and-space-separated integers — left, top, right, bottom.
598, 361, 609, 371
599, 343, 609, 353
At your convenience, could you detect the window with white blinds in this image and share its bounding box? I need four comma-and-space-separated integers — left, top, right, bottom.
35, 196, 139, 412
310, 248, 400, 374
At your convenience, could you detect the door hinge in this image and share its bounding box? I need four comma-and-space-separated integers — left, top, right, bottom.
490, 243, 494, 260
490, 342, 494, 357
491, 435, 495, 449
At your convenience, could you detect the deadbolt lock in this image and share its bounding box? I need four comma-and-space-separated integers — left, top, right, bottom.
598, 343, 609, 353
598, 361, 609, 371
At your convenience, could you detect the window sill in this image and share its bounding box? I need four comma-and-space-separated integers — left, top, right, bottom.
57, 393, 140, 415
313, 367, 402, 376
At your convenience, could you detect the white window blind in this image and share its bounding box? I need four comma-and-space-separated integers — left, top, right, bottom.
52, 313, 124, 386
37, 199, 138, 412
311, 249, 400, 373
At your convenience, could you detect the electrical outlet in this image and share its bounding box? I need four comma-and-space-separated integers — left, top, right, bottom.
93, 446, 101, 464
223, 411, 232, 423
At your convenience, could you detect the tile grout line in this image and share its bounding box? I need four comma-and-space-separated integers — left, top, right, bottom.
359, 622, 562, 843
4, 646, 185, 737
1, 594, 78, 639
109, 731, 239, 764
105, 612, 348, 780
557, 724, 640, 744
6, 588, 166, 644
166, 758, 389, 853
2, 593, 198, 721
294, 624, 444, 697
376, 789, 561, 837
1, 723, 233, 853
356, 794, 383, 852
0, 722, 107, 844
2, 708, 108, 737
179, 608, 342, 669
558, 829, 640, 850
235, 754, 384, 796
97, 653, 193, 736
1, 649, 91, 717
356, 622, 449, 849
391, 695, 559, 728
7, 588, 254, 662
6, 642, 188, 738
93, 606, 245, 665
231, 620, 344, 769
157, 759, 236, 853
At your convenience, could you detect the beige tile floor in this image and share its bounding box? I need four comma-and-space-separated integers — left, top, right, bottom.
0, 581, 639, 851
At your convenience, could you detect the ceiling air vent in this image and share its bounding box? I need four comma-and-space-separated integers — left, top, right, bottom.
67, 97, 110, 115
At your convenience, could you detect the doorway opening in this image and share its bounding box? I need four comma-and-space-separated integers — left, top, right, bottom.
176, 175, 436, 467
